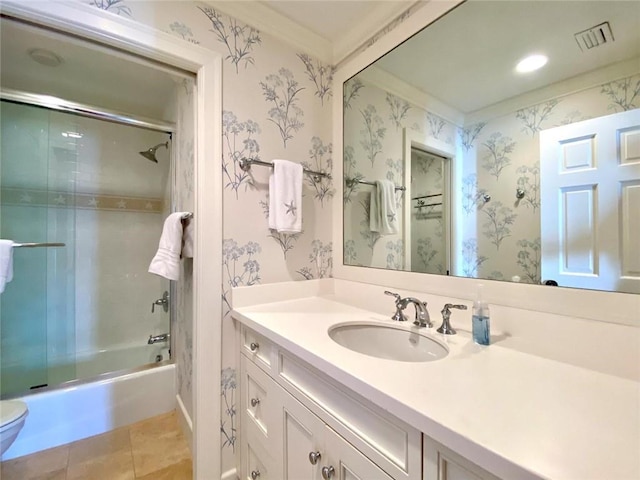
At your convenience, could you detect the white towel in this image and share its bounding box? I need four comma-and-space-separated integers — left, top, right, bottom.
149, 212, 193, 281
182, 217, 194, 258
0, 240, 14, 294
369, 180, 398, 235
268, 159, 303, 233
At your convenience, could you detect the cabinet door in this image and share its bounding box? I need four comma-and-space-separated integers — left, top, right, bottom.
322, 427, 394, 480
278, 382, 326, 480
240, 431, 273, 480
423, 435, 500, 480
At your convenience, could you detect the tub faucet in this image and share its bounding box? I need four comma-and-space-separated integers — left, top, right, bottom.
384, 291, 432, 328
436, 304, 468, 335
148, 333, 170, 344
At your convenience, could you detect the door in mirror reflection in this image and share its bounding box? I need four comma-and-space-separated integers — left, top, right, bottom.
409, 148, 449, 275
540, 109, 640, 294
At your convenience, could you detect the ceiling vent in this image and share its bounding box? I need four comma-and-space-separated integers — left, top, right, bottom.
574, 22, 614, 51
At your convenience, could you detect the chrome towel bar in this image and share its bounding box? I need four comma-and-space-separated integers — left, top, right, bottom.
239, 158, 331, 182
13, 242, 66, 248
345, 177, 406, 192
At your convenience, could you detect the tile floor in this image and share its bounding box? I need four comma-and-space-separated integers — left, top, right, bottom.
0, 410, 192, 480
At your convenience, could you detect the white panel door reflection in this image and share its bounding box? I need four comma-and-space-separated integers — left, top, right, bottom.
540, 109, 640, 293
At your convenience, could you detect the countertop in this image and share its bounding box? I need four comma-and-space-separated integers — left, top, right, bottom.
232, 295, 640, 480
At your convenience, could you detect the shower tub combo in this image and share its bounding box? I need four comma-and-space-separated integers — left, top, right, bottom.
0, 86, 181, 459
4, 349, 175, 460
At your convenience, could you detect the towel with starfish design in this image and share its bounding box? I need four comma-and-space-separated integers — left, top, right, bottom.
269, 159, 303, 233
370, 180, 398, 235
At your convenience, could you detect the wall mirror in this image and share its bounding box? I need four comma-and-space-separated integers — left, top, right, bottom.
343, 0, 640, 294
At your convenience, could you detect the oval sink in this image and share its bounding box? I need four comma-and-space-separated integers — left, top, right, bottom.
328, 322, 448, 362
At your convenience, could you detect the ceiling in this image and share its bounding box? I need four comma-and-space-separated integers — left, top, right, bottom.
0, 18, 188, 122
210, 0, 416, 63
263, 1, 409, 40
373, 1, 640, 115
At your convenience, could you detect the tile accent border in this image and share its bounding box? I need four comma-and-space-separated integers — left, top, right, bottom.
1, 188, 165, 213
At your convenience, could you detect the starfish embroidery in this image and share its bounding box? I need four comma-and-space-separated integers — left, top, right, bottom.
387, 212, 396, 223
117, 200, 127, 209
88, 197, 99, 207
284, 200, 297, 216
54, 194, 66, 205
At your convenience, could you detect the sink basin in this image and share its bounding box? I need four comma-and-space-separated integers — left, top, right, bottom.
328, 322, 448, 362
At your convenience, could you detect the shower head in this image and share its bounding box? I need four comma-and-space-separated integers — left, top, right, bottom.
139, 142, 168, 163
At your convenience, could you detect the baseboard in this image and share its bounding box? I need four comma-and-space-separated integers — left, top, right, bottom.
221, 468, 238, 480
176, 394, 193, 452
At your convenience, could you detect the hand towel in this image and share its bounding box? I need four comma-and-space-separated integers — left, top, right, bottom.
182, 216, 194, 258
0, 240, 14, 293
149, 212, 192, 280
268, 159, 303, 233
369, 180, 398, 235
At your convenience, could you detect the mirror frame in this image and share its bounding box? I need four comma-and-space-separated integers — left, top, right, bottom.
332, 0, 639, 326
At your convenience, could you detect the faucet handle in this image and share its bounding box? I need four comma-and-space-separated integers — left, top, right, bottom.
385, 291, 408, 322
442, 303, 468, 313
384, 290, 402, 303
437, 304, 468, 335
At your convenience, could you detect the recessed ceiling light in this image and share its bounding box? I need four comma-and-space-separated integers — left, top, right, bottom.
28, 48, 64, 67
515, 54, 548, 73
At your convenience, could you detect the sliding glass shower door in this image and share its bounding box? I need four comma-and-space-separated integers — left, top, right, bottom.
0, 100, 77, 396
1, 97, 173, 398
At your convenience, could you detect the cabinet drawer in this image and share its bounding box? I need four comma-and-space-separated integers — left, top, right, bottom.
241, 355, 278, 439
278, 352, 421, 480
242, 327, 274, 372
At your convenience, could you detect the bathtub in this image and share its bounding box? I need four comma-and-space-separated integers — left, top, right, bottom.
1, 353, 175, 460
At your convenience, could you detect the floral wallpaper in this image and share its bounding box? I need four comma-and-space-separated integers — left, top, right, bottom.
459, 73, 640, 284
84, 0, 333, 474
343, 77, 457, 270
344, 72, 640, 286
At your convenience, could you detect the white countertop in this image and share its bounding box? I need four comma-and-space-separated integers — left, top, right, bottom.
232, 295, 640, 480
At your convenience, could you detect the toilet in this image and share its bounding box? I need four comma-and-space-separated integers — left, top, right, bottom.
0, 400, 28, 457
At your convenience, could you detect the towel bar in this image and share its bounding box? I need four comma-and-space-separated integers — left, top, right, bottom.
345, 178, 406, 192
13, 242, 66, 248
239, 158, 330, 182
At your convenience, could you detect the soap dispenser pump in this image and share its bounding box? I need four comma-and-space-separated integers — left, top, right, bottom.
472, 284, 490, 345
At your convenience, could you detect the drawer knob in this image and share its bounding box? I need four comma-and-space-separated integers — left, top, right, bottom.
250, 470, 260, 479
249, 342, 259, 352
308, 451, 321, 465
321, 465, 335, 479
250, 397, 260, 407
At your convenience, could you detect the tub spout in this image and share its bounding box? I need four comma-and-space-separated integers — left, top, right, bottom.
148, 333, 170, 344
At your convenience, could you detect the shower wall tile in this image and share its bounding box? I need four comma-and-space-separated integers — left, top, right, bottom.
74, 209, 168, 354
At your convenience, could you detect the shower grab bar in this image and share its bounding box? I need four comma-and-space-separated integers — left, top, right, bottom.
345, 177, 406, 192
13, 242, 66, 248
239, 158, 331, 181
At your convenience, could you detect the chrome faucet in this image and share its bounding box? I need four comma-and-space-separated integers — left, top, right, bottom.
148, 333, 170, 344
384, 291, 432, 328
151, 291, 170, 313
436, 304, 468, 335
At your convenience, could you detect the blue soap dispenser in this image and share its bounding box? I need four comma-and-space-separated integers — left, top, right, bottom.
472, 284, 490, 345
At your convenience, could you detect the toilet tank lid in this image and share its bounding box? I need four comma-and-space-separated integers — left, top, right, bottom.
0, 400, 28, 425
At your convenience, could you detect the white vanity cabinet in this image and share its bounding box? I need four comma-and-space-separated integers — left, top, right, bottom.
422, 436, 500, 480
239, 326, 421, 480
